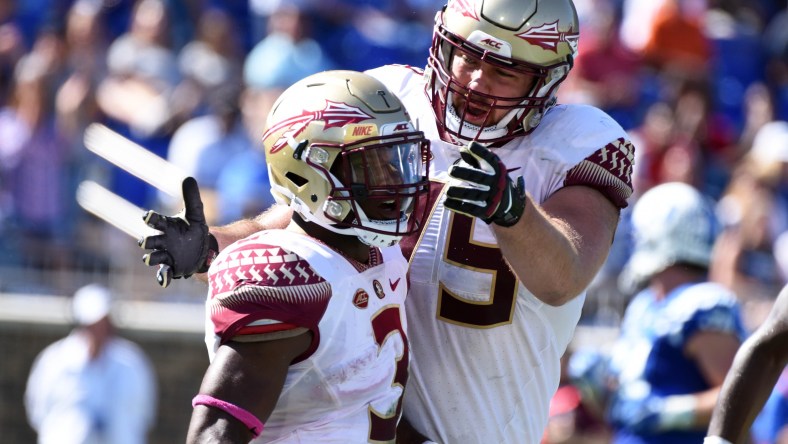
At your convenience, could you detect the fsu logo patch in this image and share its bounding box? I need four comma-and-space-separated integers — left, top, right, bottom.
353, 289, 369, 309
373, 280, 386, 299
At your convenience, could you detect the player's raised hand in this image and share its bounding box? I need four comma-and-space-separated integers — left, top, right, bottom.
445, 142, 526, 227
139, 177, 218, 287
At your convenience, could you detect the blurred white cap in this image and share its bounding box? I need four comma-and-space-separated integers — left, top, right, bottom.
751, 121, 788, 163
72, 284, 113, 326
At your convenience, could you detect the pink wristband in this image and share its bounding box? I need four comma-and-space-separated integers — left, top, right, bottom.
192, 394, 264, 438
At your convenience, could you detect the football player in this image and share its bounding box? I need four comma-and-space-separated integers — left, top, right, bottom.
607, 182, 745, 443
179, 71, 430, 443
140, 1, 635, 441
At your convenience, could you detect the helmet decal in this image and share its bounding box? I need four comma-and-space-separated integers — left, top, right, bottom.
448, 0, 479, 21
515, 21, 580, 53
264, 101, 374, 153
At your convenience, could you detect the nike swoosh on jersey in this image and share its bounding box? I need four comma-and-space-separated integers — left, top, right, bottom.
389, 278, 401, 291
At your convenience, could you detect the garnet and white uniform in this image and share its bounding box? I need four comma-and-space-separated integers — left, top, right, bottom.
204, 229, 409, 443
367, 65, 635, 443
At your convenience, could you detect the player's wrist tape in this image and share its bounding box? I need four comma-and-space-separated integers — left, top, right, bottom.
658, 394, 697, 430
192, 394, 264, 438
704, 436, 734, 444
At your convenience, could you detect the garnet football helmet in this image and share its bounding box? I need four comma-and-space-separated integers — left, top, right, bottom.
426, 0, 579, 144
262, 70, 431, 248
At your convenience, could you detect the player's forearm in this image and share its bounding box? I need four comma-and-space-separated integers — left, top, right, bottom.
213, 205, 293, 251
708, 336, 787, 442
186, 409, 255, 444
494, 195, 610, 306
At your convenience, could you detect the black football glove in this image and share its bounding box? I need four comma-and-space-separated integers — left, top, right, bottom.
138, 177, 218, 288
445, 141, 526, 227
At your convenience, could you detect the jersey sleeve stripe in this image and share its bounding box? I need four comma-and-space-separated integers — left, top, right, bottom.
565, 138, 635, 208
238, 322, 300, 335
209, 281, 332, 315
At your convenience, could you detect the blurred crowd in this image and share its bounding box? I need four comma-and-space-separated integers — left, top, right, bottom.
0, 0, 784, 298
0, 0, 785, 309
0, 0, 437, 295
0, 0, 787, 441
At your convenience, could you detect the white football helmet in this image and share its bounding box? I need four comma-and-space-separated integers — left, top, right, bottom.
425, 0, 579, 144
620, 182, 720, 290
262, 70, 431, 248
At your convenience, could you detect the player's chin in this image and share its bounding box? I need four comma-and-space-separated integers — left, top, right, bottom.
463, 105, 493, 126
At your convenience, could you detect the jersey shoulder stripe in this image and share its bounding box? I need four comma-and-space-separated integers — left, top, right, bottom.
565, 137, 635, 208
207, 238, 332, 343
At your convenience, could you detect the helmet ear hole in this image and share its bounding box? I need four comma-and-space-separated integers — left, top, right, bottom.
285, 172, 308, 187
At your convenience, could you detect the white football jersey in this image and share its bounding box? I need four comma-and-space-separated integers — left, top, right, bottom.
205, 230, 409, 443
367, 65, 635, 443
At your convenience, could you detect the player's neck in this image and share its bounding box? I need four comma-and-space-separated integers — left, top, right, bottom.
290, 214, 371, 264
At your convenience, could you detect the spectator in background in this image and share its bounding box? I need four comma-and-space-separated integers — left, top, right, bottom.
736, 83, 777, 161
0, 32, 74, 275
762, 2, 788, 119
619, 0, 670, 54
564, 0, 642, 130
628, 101, 677, 197
171, 6, 244, 123
55, 0, 108, 145
165, 84, 241, 207
242, 2, 334, 142
311, 0, 433, 70
24, 284, 157, 444
166, 2, 318, 224
96, 0, 179, 207
608, 182, 745, 443
704, 0, 767, 132
99, 0, 179, 137
210, 83, 276, 225
189, 84, 254, 225
243, 3, 334, 101
712, 120, 788, 329
0, 5, 26, 107
642, 0, 711, 78
669, 78, 737, 198
627, 77, 736, 198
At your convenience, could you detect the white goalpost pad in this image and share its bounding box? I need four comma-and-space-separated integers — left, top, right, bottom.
76, 180, 160, 239
83, 123, 187, 198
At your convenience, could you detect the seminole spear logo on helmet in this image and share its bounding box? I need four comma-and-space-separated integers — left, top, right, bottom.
448, 0, 479, 20
264, 101, 374, 153
516, 21, 580, 54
